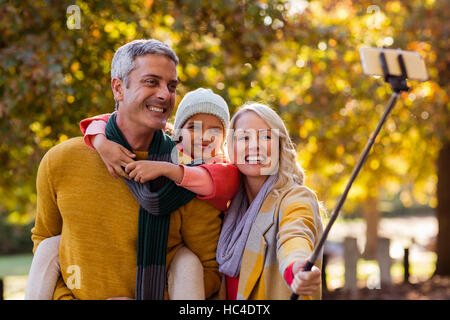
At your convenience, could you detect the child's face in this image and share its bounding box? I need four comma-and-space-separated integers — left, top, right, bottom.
180, 113, 225, 161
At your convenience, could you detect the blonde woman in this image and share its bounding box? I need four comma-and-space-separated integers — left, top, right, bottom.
216, 102, 324, 300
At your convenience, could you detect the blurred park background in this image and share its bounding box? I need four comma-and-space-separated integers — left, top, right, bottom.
0, 0, 449, 299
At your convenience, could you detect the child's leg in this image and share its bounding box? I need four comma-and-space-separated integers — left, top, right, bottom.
168, 246, 205, 300
24, 235, 61, 300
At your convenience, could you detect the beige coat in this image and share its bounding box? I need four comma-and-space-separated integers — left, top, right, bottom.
216, 183, 323, 300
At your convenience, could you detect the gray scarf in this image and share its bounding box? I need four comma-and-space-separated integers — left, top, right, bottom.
216, 174, 278, 277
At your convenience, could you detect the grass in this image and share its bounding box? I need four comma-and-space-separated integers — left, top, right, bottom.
0, 254, 33, 300
325, 254, 437, 291
2, 275, 28, 300
0, 253, 33, 277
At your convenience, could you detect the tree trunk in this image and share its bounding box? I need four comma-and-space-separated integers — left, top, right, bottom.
362, 195, 380, 260
435, 142, 450, 275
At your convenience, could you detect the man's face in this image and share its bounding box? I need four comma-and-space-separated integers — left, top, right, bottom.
118, 54, 178, 130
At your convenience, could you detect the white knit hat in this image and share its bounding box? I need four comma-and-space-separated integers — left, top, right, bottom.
173, 88, 230, 142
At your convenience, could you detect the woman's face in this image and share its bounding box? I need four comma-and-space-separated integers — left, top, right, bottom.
180, 113, 225, 161
231, 111, 279, 177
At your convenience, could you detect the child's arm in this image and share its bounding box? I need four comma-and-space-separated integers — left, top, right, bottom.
93, 134, 136, 179
83, 120, 107, 150
124, 161, 214, 196
79, 113, 112, 149
176, 166, 214, 196
80, 114, 135, 179
125, 161, 184, 184
196, 163, 241, 211
125, 161, 240, 211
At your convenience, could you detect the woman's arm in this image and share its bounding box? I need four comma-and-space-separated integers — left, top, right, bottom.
287, 260, 321, 297
277, 187, 323, 298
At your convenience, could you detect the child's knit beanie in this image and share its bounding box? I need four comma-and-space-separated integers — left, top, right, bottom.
173, 88, 230, 142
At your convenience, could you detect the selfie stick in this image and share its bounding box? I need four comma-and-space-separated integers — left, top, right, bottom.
290, 51, 410, 300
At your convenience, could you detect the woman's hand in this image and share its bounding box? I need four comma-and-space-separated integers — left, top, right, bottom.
92, 134, 136, 179
290, 259, 321, 297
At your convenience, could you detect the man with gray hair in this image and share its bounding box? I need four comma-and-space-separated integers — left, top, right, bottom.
110, 39, 179, 111
31, 39, 222, 299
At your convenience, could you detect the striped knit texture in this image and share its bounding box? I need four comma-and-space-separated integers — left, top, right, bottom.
105, 113, 196, 300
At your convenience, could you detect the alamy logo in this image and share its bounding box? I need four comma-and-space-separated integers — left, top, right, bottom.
66, 265, 81, 290
66, 5, 81, 30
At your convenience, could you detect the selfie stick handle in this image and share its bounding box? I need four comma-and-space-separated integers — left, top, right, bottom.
290, 52, 409, 300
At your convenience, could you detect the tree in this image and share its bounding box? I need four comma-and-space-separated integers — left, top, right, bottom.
242, 0, 449, 263
0, 0, 448, 273
0, 0, 289, 241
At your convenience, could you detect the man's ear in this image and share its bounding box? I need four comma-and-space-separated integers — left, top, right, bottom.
111, 78, 124, 104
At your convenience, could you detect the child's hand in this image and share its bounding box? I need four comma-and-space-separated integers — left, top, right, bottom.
126, 161, 184, 184
92, 134, 136, 179
125, 161, 165, 183
290, 259, 321, 297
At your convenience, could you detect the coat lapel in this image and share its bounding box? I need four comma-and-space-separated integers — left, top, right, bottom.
238, 192, 278, 299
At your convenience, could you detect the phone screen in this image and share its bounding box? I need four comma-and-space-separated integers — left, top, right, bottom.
360, 48, 428, 81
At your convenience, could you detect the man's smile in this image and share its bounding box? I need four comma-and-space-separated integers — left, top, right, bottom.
145, 103, 169, 114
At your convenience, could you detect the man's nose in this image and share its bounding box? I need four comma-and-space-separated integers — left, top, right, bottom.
156, 85, 170, 102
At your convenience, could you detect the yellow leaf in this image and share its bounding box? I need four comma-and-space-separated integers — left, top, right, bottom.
164, 15, 174, 26
71, 61, 80, 72
64, 74, 73, 84
304, 95, 312, 104
370, 159, 380, 170
429, 196, 437, 208
104, 22, 114, 33
74, 70, 84, 80
91, 29, 101, 38
29, 121, 42, 132
400, 190, 413, 207
59, 134, 69, 143
299, 126, 308, 139
185, 64, 199, 78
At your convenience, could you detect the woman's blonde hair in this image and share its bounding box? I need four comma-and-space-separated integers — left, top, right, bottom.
227, 102, 305, 193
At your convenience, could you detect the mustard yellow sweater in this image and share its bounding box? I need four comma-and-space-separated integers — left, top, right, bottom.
31, 137, 222, 300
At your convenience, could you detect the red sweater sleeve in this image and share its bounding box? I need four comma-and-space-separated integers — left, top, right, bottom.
284, 262, 295, 286
197, 162, 240, 211
79, 113, 112, 135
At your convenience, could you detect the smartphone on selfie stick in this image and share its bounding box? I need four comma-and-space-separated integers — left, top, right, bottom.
290, 48, 428, 300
